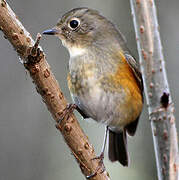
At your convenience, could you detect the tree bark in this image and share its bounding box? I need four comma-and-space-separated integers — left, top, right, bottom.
129, 0, 179, 179
0, 1, 110, 179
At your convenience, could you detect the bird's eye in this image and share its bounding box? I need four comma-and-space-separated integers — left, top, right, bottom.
69, 18, 80, 30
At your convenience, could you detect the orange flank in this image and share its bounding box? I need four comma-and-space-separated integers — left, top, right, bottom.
114, 51, 143, 123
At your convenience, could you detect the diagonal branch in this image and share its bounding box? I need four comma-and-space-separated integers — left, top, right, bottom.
0, 1, 110, 179
129, 0, 179, 179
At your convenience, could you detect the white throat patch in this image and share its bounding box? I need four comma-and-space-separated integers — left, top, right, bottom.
61, 39, 86, 58
68, 46, 86, 58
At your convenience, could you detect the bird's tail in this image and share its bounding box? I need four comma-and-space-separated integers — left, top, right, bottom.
108, 129, 128, 166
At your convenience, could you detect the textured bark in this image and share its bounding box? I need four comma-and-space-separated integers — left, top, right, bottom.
129, 0, 179, 179
0, 1, 110, 179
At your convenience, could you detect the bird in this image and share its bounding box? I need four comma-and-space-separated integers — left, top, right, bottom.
43, 7, 143, 167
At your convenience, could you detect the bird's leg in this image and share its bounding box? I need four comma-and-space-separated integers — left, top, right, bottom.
86, 126, 109, 179
75, 106, 89, 119
94, 126, 109, 160
56, 104, 88, 126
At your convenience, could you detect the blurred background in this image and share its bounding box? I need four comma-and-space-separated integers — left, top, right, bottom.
0, 0, 178, 179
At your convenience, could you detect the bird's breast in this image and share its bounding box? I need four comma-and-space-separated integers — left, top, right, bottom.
67, 62, 107, 120
68, 62, 98, 95
67, 53, 143, 131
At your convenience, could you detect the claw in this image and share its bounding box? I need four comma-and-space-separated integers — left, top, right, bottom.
86, 153, 105, 179
86, 171, 97, 179
92, 152, 104, 161
56, 104, 77, 124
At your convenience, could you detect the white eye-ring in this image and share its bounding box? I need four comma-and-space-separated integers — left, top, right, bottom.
68, 18, 80, 30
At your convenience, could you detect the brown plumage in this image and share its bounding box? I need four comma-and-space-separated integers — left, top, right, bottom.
43, 7, 143, 166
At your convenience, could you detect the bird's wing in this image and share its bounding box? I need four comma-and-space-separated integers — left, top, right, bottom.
124, 53, 144, 95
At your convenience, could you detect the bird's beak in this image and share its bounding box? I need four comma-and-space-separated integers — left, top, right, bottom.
42, 28, 59, 35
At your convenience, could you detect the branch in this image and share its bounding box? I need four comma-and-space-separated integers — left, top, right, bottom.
0, 1, 110, 179
129, 0, 179, 179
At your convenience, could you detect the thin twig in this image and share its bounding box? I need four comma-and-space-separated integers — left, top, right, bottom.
129, 0, 179, 179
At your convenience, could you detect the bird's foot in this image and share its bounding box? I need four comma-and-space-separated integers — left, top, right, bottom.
56, 104, 77, 125
86, 152, 105, 179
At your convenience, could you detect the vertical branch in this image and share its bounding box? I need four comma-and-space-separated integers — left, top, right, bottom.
129, 0, 179, 179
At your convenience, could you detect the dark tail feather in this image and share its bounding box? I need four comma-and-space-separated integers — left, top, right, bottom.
108, 129, 128, 166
